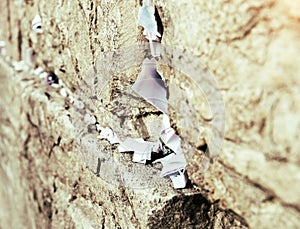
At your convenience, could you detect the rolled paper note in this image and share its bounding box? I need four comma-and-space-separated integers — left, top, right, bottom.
59, 88, 68, 98
32, 15, 43, 33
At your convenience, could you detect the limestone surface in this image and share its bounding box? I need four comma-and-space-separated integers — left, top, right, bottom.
0, 0, 300, 228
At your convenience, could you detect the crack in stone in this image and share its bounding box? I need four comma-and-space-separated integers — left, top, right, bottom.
26, 113, 43, 145
48, 136, 62, 158
218, 159, 300, 214
17, 20, 22, 61
6, 0, 12, 41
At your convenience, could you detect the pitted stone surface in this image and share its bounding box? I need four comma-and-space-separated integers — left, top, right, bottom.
0, 0, 300, 228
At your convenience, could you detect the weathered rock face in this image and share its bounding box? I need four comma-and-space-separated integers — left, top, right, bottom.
0, 0, 300, 228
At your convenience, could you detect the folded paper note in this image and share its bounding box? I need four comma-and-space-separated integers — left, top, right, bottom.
119, 138, 156, 164
138, 1, 161, 41
160, 114, 183, 154
97, 127, 120, 144
132, 58, 168, 114
154, 152, 186, 178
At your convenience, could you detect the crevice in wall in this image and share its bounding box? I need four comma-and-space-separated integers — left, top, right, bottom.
154, 6, 164, 41
18, 20, 23, 60
6, 0, 12, 42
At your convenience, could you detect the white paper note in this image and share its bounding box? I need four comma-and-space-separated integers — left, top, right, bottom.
118, 138, 156, 164
132, 58, 168, 114
138, 1, 161, 41
170, 170, 188, 189
98, 127, 120, 144
32, 15, 43, 33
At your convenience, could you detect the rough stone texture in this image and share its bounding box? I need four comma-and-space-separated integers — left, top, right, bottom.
155, 0, 300, 228
0, 60, 246, 228
0, 0, 300, 228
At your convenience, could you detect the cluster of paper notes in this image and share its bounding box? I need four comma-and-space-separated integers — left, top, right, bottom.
7, 4, 189, 189
96, 0, 188, 188
97, 117, 187, 189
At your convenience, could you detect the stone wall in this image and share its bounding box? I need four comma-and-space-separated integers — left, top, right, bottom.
0, 0, 299, 228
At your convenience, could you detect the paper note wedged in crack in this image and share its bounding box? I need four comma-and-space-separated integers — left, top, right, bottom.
132, 58, 168, 114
